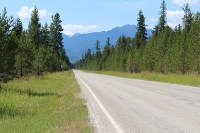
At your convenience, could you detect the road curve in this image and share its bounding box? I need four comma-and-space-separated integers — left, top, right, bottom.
74, 70, 200, 133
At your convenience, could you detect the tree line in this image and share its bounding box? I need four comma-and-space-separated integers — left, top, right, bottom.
0, 6, 70, 80
75, 1, 200, 74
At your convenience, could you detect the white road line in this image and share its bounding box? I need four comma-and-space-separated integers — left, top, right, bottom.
75, 73, 124, 133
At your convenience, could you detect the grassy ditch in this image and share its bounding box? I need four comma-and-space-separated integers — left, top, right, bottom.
84, 70, 200, 87
0, 71, 91, 133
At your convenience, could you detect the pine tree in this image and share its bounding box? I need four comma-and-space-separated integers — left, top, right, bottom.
41, 23, 49, 47
108, 45, 116, 70
13, 18, 23, 39
49, 13, 63, 55
15, 31, 33, 77
60, 48, 70, 68
95, 40, 101, 59
102, 37, 111, 63
48, 13, 64, 72
180, 3, 193, 74
152, 25, 160, 36
182, 3, 193, 31
168, 28, 182, 73
158, 0, 167, 32
28, 6, 41, 49
163, 26, 174, 74
0, 8, 16, 75
33, 46, 47, 76
115, 35, 129, 71
126, 49, 133, 73
143, 37, 155, 72
135, 10, 147, 48
186, 15, 200, 73
116, 35, 128, 52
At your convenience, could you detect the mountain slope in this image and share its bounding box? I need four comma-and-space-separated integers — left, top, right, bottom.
63, 24, 152, 62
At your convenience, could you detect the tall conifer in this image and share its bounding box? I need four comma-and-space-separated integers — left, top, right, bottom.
28, 6, 41, 49
158, 0, 167, 32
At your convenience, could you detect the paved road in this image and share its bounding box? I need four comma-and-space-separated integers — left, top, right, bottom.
74, 70, 200, 133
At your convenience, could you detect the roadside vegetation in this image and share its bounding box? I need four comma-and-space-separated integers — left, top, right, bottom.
85, 70, 200, 87
0, 6, 70, 79
0, 71, 91, 133
75, 1, 200, 76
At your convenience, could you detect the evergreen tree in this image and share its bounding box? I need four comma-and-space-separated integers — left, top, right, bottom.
185, 17, 200, 73
15, 31, 33, 77
152, 25, 160, 36
60, 48, 70, 68
48, 13, 64, 72
33, 46, 47, 76
179, 3, 193, 74
28, 6, 41, 49
168, 28, 182, 73
143, 37, 155, 72
116, 35, 129, 52
158, 0, 167, 32
0, 8, 16, 75
126, 49, 133, 72
49, 13, 63, 55
163, 26, 174, 74
95, 40, 101, 59
13, 18, 23, 39
135, 10, 147, 48
41, 23, 49, 47
115, 35, 129, 71
107, 45, 116, 70
182, 3, 193, 31
102, 37, 111, 63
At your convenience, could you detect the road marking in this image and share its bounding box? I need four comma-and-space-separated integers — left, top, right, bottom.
154, 90, 168, 95
75, 74, 124, 133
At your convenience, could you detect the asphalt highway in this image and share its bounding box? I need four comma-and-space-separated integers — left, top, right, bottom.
74, 70, 200, 133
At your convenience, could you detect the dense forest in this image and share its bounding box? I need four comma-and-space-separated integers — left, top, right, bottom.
0, 6, 70, 80
75, 1, 200, 75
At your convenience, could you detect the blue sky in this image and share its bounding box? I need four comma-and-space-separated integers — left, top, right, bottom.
0, 0, 199, 36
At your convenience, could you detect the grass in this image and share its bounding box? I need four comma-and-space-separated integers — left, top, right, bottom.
84, 70, 200, 87
0, 71, 91, 133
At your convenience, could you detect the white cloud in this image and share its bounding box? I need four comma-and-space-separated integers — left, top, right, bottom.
17, 6, 52, 19
150, 18, 158, 22
172, 0, 199, 6
150, 11, 183, 22
166, 10, 184, 28
38, 9, 52, 18
123, 2, 128, 5
17, 6, 33, 19
167, 10, 184, 21
62, 24, 101, 36
167, 22, 179, 28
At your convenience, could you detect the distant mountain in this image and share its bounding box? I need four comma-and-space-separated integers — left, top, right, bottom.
63, 24, 152, 62
72, 33, 81, 36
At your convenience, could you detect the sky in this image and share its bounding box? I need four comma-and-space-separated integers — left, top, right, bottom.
0, 0, 199, 36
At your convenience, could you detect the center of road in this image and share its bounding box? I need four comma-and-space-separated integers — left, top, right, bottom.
75, 73, 124, 133
154, 90, 168, 95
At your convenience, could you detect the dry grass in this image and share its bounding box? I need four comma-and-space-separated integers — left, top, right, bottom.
85, 70, 200, 87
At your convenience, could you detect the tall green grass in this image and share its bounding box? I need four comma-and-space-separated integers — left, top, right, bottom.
0, 71, 91, 133
85, 71, 200, 87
